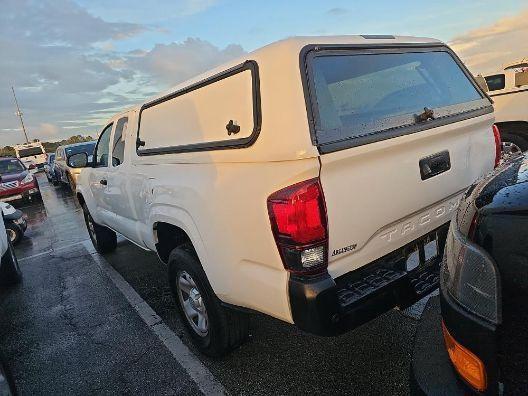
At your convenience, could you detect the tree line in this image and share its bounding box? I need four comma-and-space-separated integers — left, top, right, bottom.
0, 135, 95, 157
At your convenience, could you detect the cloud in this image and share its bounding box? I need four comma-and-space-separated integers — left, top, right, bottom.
450, 9, 528, 75
129, 38, 246, 86
326, 7, 349, 16
0, 0, 147, 145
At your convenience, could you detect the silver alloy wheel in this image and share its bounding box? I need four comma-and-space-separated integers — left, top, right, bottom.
86, 213, 96, 241
177, 270, 209, 337
502, 141, 523, 157
6, 228, 17, 244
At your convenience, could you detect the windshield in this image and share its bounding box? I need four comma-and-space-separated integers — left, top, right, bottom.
0, 158, 25, 175
309, 49, 488, 147
18, 146, 44, 157
65, 142, 96, 157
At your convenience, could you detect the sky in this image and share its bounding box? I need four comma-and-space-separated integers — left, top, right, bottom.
1, 0, 527, 146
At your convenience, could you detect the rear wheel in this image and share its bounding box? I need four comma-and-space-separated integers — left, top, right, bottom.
168, 243, 249, 357
501, 134, 527, 155
0, 240, 22, 286
82, 205, 117, 253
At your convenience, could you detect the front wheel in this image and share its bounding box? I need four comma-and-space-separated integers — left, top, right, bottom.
5, 223, 23, 246
168, 244, 249, 357
0, 240, 22, 286
82, 205, 117, 253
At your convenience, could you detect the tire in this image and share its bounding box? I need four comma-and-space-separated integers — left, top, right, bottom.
5, 223, 23, 246
501, 133, 528, 154
0, 240, 22, 286
168, 243, 249, 357
67, 173, 76, 191
82, 205, 117, 253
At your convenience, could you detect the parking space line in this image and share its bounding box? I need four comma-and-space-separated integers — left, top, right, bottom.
18, 240, 89, 262
81, 240, 226, 396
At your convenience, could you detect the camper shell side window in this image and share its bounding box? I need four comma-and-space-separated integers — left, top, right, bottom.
136, 60, 261, 156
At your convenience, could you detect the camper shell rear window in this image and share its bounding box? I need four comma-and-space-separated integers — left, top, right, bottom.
302, 45, 492, 154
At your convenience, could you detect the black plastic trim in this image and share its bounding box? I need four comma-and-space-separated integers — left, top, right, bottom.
299, 43, 494, 154
136, 60, 261, 156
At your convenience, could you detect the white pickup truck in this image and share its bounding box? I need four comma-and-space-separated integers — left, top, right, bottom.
70, 35, 498, 357
477, 59, 528, 153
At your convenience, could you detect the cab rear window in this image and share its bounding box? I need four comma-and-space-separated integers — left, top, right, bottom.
18, 147, 43, 157
306, 48, 491, 151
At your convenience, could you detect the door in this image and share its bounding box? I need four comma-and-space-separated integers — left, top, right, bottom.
89, 123, 113, 226
105, 115, 141, 242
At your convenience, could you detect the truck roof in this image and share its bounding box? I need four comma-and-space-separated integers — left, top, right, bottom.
136, 35, 442, 112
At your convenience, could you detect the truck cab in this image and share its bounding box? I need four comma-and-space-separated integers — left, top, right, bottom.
14, 142, 47, 172
477, 59, 528, 153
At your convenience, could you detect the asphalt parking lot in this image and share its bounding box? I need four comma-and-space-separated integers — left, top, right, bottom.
0, 173, 435, 395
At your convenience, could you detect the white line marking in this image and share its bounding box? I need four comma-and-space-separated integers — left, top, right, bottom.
81, 240, 226, 396
18, 240, 88, 262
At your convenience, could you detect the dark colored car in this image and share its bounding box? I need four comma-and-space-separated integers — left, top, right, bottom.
0, 157, 40, 203
413, 154, 528, 395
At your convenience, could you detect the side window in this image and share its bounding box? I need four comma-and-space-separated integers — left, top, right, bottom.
94, 124, 113, 167
112, 117, 128, 167
484, 74, 505, 91
138, 63, 258, 153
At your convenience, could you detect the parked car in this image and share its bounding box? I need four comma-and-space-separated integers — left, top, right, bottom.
54, 141, 96, 190
14, 141, 47, 171
475, 58, 528, 153
0, 157, 40, 203
44, 153, 57, 184
70, 35, 498, 357
0, 206, 21, 286
1, 202, 27, 246
412, 154, 528, 395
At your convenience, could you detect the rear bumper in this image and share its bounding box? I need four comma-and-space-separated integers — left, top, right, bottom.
0, 183, 40, 202
410, 295, 467, 395
289, 223, 449, 336
412, 284, 499, 395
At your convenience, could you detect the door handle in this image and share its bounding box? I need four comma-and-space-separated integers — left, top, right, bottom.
100, 179, 108, 186
419, 151, 451, 180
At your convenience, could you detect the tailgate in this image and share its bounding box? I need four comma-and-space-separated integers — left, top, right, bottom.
320, 114, 494, 277
302, 44, 495, 278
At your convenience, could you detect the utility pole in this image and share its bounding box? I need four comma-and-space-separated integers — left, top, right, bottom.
11, 86, 30, 143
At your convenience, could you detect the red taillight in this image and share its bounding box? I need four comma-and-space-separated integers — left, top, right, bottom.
493, 124, 502, 168
267, 178, 328, 275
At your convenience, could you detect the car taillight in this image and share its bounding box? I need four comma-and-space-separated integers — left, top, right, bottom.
442, 321, 487, 392
492, 124, 501, 168
267, 178, 328, 275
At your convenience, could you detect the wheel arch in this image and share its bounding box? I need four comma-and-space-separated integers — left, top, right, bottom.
496, 121, 528, 136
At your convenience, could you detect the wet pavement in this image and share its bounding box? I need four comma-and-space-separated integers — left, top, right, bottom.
0, 173, 431, 395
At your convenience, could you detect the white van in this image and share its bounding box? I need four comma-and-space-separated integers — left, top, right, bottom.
71, 35, 497, 357
14, 142, 47, 171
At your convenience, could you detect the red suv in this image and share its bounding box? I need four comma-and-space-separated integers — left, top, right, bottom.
0, 157, 40, 203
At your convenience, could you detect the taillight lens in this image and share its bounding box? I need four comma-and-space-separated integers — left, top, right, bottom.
492, 124, 501, 168
267, 178, 328, 275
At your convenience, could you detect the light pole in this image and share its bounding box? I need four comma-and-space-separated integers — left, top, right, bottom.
11, 86, 30, 144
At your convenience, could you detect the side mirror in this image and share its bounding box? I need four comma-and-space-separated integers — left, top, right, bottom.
68, 152, 88, 168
